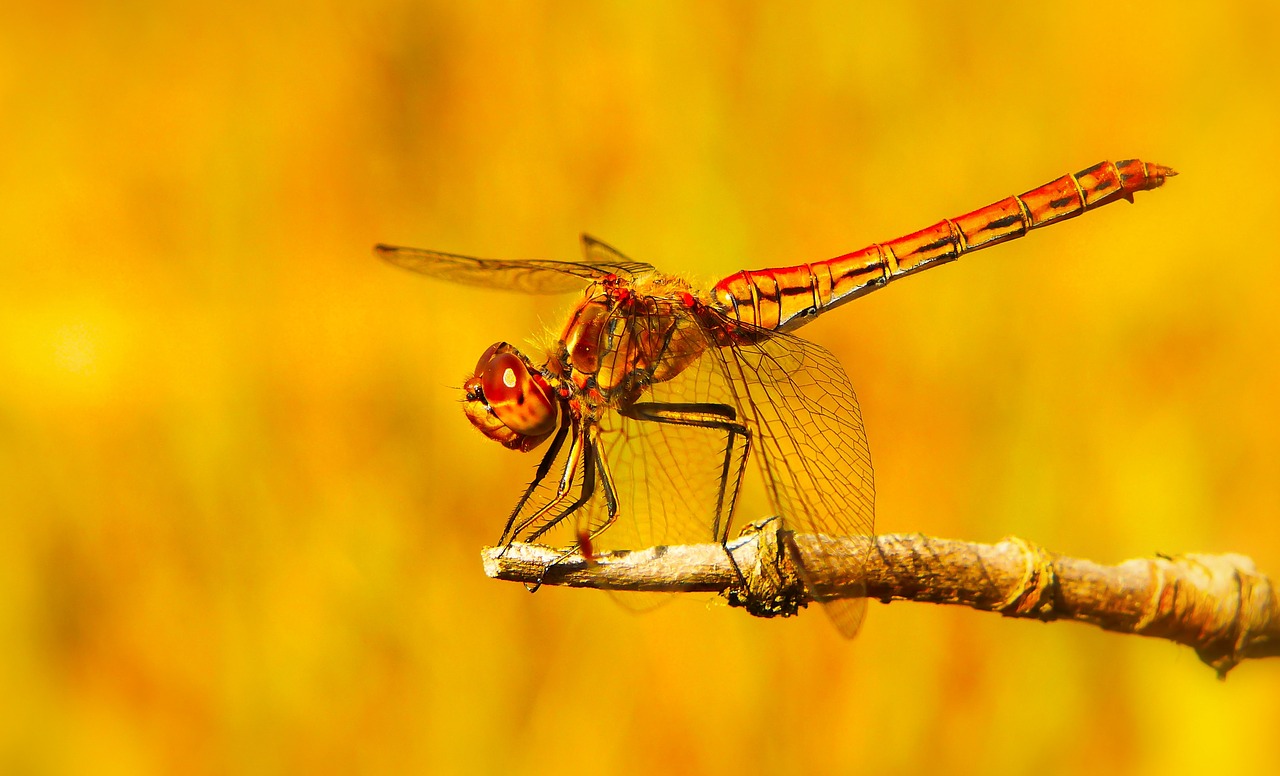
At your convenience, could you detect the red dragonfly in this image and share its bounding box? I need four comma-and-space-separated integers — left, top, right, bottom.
379, 159, 1175, 636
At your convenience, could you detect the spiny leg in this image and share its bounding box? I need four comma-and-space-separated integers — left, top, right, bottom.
621, 401, 752, 583
499, 414, 571, 545
544, 425, 626, 575
525, 430, 603, 591
560, 423, 621, 564
537, 427, 622, 581
525, 433, 598, 545
503, 419, 585, 551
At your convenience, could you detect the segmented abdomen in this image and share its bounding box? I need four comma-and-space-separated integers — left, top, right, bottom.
712, 159, 1175, 332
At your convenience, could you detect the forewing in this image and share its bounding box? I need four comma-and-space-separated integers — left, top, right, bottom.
376, 242, 654, 294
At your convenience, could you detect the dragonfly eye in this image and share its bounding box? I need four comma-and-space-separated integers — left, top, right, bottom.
462, 343, 560, 452
480, 352, 527, 403
473, 342, 505, 376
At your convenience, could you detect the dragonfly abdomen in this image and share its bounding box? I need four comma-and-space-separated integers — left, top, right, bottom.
713, 159, 1175, 331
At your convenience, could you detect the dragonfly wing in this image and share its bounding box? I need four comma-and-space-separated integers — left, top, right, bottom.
580, 234, 658, 278
708, 317, 875, 637
376, 244, 622, 294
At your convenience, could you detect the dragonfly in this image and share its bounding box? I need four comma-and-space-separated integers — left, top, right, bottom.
378, 158, 1175, 636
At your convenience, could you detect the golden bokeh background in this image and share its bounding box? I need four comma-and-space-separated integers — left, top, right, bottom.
3, 1, 1278, 773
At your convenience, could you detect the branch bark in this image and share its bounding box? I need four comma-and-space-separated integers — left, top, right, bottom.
481, 528, 1278, 677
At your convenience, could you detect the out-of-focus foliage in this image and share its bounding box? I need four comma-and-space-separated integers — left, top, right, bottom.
2, 2, 1277, 774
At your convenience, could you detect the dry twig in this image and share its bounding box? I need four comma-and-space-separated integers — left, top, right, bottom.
482, 526, 1278, 677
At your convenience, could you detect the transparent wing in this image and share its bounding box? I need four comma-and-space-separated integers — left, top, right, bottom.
579, 234, 657, 278
707, 315, 875, 637
375, 240, 655, 295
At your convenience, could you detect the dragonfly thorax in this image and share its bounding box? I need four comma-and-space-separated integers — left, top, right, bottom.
557, 278, 710, 397
462, 342, 563, 453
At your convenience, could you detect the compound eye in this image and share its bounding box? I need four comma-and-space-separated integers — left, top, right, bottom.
474, 342, 507, 377
481, 352, 527, 405
478, 351, 559, 437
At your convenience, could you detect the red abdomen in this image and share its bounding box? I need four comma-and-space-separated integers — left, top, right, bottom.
713, 159, 1175, 331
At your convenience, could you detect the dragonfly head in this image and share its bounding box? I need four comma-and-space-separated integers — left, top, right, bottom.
462, 342, 561, 453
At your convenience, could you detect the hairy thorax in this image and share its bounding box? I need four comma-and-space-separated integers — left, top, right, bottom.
551, 273, 714, 403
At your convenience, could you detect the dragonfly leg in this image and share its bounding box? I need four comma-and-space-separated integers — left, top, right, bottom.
503, 419, 586, 549
621, 401, 753, 588
498, 414, 571, 545
562, 423, 621, 552
621, 401, 751, 543
520, 425, 623, 593
524, 431, 601, 591
523, 418, 623, 547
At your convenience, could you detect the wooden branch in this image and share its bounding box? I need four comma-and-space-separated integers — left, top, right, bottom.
482, 527, 1278, 677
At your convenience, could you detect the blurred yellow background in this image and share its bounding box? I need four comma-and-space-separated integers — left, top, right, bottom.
3, 1, 1278, 773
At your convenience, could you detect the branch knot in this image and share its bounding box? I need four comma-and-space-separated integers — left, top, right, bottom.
999, 536, 1060, 618
723, 519, 809, 620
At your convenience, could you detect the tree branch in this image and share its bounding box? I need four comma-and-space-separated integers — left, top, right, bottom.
481, 526, 1278, 677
